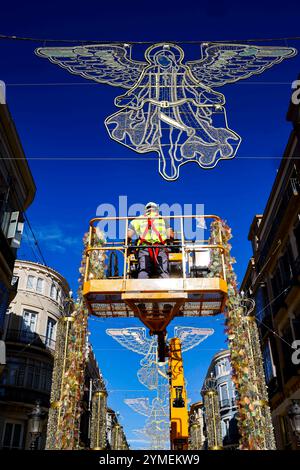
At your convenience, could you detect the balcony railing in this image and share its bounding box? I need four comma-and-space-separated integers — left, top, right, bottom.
220, 398, 237, 410
0, 385, 50, 407
5, 329, 56, 352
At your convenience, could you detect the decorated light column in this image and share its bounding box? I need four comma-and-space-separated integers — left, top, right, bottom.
202, 376, 223, 450
46, 313, 74, 449
46, 304, 88, 449
46, 229, 106, 450
111, 423, 121, 450
189, 423, 202, 450
210, 220, 276, 450
90, 390, 108, 450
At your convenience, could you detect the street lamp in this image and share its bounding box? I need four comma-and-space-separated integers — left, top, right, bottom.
287, 400, 300, 445
27, 400, 46, 450
64, 290, 74, 317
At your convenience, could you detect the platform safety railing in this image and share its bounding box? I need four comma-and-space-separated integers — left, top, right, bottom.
84, 215, 226, 283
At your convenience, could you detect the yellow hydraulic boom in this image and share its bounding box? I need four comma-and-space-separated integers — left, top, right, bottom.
168, 337, 189, 450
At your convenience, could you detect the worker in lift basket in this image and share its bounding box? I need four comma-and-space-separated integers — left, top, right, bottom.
127, 202, 174, 279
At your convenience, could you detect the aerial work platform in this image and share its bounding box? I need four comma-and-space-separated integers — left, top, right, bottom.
82, 214, 228, 335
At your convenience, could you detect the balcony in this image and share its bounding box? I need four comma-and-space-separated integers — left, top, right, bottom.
5, 329, 56, 353
0, 385, 50, 407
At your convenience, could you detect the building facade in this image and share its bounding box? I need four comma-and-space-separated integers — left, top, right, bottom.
202, 350, 239, 449
189, 401, 205, 450
241, 91, 300, 449
0, 260, 69, 449
0, 102, 36, 338
0, 259, 129, 450
80, 346, 108, 449
107, 408, 129, 450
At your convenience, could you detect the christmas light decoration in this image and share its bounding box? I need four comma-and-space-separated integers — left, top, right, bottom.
107, 326, 213, 449
202, 376, 223, 450
46, 230, 106, 449
90, 390, 108, 450
209, 220, 276, 450
36, 43, 296, 181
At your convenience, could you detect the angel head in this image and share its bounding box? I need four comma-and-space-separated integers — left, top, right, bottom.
145, 43, 184, 67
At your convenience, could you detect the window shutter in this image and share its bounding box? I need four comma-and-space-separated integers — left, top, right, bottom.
6, 211, 19, 239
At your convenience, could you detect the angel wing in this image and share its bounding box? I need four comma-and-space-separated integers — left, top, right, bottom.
174, 326, 214, 352
124, 398, 150, 417
35, 44, 147, 89
106, 327, 152, 355
186, 42, 297, 87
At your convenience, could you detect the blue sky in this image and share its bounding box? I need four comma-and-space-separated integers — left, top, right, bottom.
1, 0, 300, 448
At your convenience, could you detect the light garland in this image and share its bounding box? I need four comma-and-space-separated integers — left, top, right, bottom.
203, 388, 223, 450
189, 423, 203, 450
90, 391, 108, 450
82, 228, 107, 282
209, 220, 276, 450
46, 230, 106, 449
111, 424, 121, 450
45, 316, 70, 449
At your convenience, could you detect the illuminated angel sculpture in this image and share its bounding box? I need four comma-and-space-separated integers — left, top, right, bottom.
36, 42, 296, 180
107, 326, 214, 449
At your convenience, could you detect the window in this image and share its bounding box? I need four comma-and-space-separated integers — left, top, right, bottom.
271, 267, 283, 299
45, 317, 56, 348
40, 362, 52, 392
280, 243, 294, 287
256, 287, 267, 323
26, 359, 40, 390
26, 275, 36, 290
219, 383, 229, 401
2, 421, 23, 450
0, 357, 52, 393
263, 339, 276, 384
0, 281, 9, 331
222, 418, 230, 439
1, 358, 26, 387
50, 283, 57, 300
216, 359, 228, 377
50, 283, 61, 303
36, 278, 44, 294
21, 310, 37, 339
56, 288, 61, 302
26, 276, 44, 294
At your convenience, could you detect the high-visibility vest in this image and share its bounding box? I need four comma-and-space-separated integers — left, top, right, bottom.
130, 212, 168, 245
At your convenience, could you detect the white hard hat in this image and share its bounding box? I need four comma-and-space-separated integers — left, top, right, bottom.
145, 202, 159, 212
